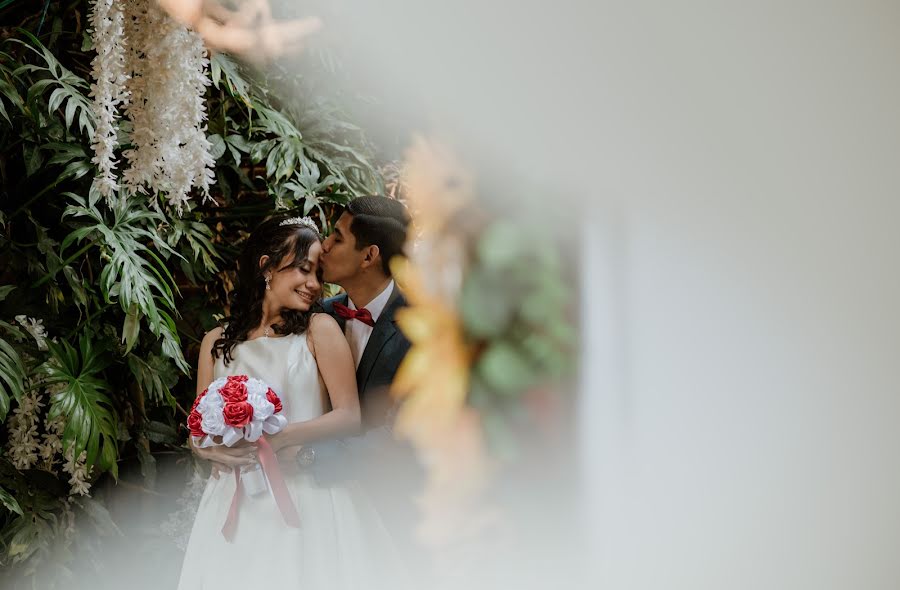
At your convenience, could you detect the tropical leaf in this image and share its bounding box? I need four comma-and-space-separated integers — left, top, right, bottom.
9, 30, 94, 138
253, 102, 302, 139
282, 159, 342, 217
0, 485, 23, 516
127, 352, 178, 410
224, 134, 252, 166
144, 420, 179, 444
0, 336, 27, 422
71, 496, 122, 537
162, 217, 222, 278
60, 194, 189, 372
41, 333, 117, 474
0, 76, 21, 124
210, 53, 252, 104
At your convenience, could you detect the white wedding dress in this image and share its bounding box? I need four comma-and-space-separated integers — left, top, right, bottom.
177, 333, 408, 590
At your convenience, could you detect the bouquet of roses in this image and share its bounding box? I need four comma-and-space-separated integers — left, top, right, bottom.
189, 374, 288, 447
188, 375, 299, 540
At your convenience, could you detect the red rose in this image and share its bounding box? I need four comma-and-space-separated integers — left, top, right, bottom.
233, 375, 248, 383
266, 388, 283, 414
223, 401, 254, 427
220, 378, 248, 403
191, 389, 207, 412
187, 410, 205, 437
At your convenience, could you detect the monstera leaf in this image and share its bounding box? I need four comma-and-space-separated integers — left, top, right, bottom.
41, 333, 117, 476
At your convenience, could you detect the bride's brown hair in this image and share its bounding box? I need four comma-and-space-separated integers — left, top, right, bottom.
212, 216, 323, 365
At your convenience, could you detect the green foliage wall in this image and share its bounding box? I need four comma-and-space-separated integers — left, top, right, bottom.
0, 3, 382, 583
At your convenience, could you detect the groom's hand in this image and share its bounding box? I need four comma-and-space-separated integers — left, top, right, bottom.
275, 443, 302, 463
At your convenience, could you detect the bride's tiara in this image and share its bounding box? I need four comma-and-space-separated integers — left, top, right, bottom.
279, 216, 320, 234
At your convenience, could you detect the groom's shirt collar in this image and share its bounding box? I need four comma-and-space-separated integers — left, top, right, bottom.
347, 279, 394, 324
345, 280, 395, 368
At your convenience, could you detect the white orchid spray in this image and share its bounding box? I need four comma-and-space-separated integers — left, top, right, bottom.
87, 0, 129, 199
89, 0, 215, 213
5, 383, 93, 495
5, 391, 44, 470
15, 314, 48, 350
40, 413, 67, 471
63, 446, 93, 497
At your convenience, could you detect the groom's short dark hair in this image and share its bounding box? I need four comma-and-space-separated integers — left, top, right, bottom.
346, 196, 411, 276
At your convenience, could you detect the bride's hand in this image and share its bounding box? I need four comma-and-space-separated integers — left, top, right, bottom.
193, 441, 258, 478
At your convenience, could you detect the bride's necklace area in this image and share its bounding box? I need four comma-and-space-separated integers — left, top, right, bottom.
261, 317, 279, 338
259, 311, 282, 338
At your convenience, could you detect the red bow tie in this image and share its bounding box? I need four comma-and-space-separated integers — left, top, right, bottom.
333, 303, 376, 327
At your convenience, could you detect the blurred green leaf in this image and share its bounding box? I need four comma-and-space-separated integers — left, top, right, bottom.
136, 439, 156, 488
475, 341, 536, 395
477, 221, 524, 268
460, 268, 516, 339
71, 496, 122, 537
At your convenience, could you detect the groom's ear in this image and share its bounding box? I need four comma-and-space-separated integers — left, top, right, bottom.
360, 245, 381, 269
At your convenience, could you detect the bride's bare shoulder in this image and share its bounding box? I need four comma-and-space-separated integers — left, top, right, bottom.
306, 313, 342, 359
309, 312, 339, 333
200, 326, 225, 353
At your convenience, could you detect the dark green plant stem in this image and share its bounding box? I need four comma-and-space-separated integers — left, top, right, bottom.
31, 242, 91, 288
36, 0, 51, 36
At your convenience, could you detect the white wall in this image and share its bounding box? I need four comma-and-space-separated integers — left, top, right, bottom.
287, 1, 900, 587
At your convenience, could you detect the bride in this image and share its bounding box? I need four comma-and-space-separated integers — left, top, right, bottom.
177, 215, 406, 589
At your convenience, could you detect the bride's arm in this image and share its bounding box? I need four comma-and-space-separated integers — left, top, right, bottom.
190, 327, 256, 474
268, 313, 361, 452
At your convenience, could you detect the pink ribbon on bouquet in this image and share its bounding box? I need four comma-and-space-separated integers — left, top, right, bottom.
221, 436, 301, 542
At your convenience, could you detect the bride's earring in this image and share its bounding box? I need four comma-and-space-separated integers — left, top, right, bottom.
265, 275, 271, 290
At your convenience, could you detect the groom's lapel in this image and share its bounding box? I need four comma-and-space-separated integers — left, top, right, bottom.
356, 286, 404, 394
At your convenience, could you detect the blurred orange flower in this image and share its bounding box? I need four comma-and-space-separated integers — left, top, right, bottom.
402, 135, 474, 235
390, 257, 472, 444
390, 138, 498, 555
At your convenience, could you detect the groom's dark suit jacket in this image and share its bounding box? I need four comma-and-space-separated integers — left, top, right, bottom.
321, 284, 411, 429
322, 285, 427, 572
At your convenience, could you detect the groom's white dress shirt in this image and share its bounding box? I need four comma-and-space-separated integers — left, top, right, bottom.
344, 280, 394, 368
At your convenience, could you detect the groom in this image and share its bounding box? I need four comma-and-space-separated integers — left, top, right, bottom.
318, 195, 427, 568
319, 195, 412, 429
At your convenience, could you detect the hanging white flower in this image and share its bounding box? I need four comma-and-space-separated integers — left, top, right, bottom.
88, 0, 129, 199
121, 0, 215, 213
89, 0, 215, 213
